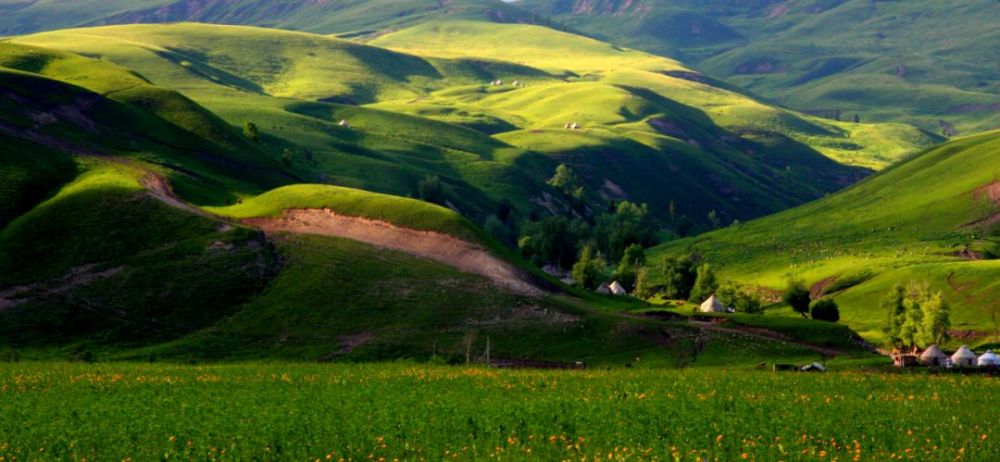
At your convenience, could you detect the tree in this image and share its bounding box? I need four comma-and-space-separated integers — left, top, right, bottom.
661, 255, 699, 300
881, 283, 908, 347
572, 245, 606, 290
918, 291, 951, 347
783, 278, 812, 318
688, 263, 718, 303
519, 216, 587, 269
634, 268, 652, 299
417, 175, 446, 205
718, 282, 763, 314
594, 201, 657, 262
613, 244, 646, 290
707, 209, 720, 229
243, 121, 259, 142
810, 298, 840, 322
548, 164, 584, 200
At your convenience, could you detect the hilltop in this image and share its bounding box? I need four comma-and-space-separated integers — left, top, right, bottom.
521, 0, 1000, 135
0, 0, 536, 37
648, 130, 1000, 342
9, 22, 936, 232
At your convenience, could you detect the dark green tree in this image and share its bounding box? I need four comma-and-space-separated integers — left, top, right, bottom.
783, 278, 812, 318
572, 245, 606, 290
810, 298, 840, 322
688, 263, 718, 303
243, 121, 260, 142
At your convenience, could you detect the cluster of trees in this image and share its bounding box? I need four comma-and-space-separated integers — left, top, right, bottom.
658, 255, 763, 313
519, 166, 659, 287
782, 279, 840, 322
881, 282, 951, 350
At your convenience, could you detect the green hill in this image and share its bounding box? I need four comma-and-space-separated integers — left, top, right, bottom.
0, 44, 869, 365
648, 130, 1000, 343
10, 22, 937, 233
520, 0, 1000, 135
0, 0, 535, 37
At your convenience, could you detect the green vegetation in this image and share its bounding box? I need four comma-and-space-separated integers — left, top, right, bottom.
522, 0, 1000, 134
649, 130, 1000, 343
0, 363, 997, 460
10, 21, 937, 234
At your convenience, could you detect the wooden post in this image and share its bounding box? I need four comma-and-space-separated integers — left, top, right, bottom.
486, 336, 491, 367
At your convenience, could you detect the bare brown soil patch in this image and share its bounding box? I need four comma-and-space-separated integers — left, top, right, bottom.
245, 209, 545, 297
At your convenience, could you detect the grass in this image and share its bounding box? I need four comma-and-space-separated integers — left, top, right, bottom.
0, 362, 997, 460
207, 184, 484, 243
10, 22, 938, 230
522, 0, 1000, 135
649, 130, 1000, 344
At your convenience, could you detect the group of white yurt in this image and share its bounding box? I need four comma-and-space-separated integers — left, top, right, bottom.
920, 345, 1000, 367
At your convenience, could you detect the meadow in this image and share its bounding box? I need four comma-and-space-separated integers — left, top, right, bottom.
0, 362, 997, 461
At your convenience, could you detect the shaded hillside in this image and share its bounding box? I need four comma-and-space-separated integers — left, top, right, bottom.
8, 23, 936, 232
0, 0, 536, 37
521, 0, 1000, 134
649, 130, 1000, 342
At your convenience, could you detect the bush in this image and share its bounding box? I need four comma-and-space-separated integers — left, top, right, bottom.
810, 299, 840, 323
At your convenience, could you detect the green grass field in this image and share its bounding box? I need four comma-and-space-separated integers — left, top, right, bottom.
0, 362, 997, 461
649, 130, 1000, 343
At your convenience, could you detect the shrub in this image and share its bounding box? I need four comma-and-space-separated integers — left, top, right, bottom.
810, 299, 840, 323
783, 279, 811, 318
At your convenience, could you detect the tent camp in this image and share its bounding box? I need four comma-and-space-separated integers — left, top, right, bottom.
609, 281, 627, 296
920, 345, 949, 367
978, 350, 1000, 367
699, 295, 725, 313
952, 346, 977, 367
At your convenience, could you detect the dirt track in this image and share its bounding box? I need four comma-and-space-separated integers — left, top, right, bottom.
244, 209, 545, 297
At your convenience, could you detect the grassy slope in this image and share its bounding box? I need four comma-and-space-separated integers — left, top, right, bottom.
521, 0, 1000, 134
0, 0, 535, 36
648, 130, 1000, 342
10, 22, 937, 230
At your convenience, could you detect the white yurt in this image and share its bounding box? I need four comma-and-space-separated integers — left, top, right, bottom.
951, 345, 978, 367
978, 350, 1000, 367
920, 345, 949, 366
699, 295, 725, 313
609, 281, 627, 296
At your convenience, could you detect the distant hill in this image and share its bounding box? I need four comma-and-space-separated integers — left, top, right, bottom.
0, 0, 536, 37
520, 0, 1000, 135
649, 130, 1000, 342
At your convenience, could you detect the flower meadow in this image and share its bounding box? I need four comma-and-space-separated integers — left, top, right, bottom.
0, 363, 996, 461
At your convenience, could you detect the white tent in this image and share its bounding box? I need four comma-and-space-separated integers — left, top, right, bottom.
978, 350, 1000, 367
595, 283, 611, 295
609, 281, 627, 296
699, 295, 725, 313
951, 346, 977, 367
920, 345, 949, 366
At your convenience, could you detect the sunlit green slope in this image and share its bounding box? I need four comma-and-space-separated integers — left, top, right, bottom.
649, 130, 1000, 341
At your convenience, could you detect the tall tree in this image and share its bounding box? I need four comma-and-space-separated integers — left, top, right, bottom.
688, 263, 718, 303
881, 283, 908, 347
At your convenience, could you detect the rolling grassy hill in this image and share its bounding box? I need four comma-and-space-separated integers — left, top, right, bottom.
4, 22, 937, 233
0, 43, 866, 365
520, 0, 1000, 135
648, 130, 1000, 343
0, 0, 537, 37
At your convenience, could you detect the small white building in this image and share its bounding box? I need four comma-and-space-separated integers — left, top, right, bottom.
951, 345, 977, 367
699, 295, 725, 313
978, 350, 1000, 367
